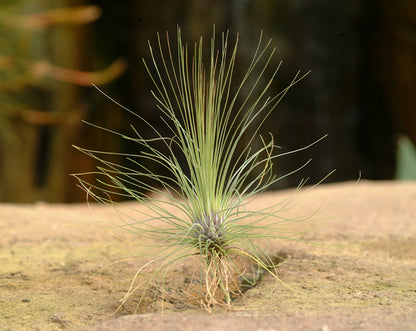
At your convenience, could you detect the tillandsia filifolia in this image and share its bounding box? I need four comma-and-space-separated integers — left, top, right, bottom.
73, 26, 325, 311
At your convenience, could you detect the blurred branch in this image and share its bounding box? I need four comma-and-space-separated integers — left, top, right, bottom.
1, 103, 87, 126
0, 57, 127, 89
0, 5, 101, 31
44, 58, 127, 86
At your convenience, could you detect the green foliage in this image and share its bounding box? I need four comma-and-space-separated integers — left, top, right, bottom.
73, 26, 321, 311
395, 135, 416, 180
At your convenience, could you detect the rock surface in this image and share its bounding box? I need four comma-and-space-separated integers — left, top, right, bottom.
0, 180, 415, 330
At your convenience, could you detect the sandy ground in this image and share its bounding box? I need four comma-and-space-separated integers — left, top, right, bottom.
0, 180, 415, 330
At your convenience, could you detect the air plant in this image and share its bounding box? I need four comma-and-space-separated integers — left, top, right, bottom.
73, 26, 323, 311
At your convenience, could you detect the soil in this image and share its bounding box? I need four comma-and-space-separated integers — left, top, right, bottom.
0, 180, 415, 330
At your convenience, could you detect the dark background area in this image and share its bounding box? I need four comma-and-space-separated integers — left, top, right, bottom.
0, 0, 415, 202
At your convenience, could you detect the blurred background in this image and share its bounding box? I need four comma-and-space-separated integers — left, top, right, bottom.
0, 0, 415, 203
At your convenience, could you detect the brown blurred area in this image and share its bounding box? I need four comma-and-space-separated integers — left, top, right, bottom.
0, 0, 415, 202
